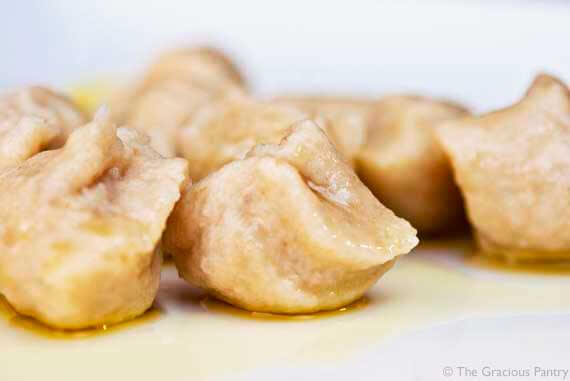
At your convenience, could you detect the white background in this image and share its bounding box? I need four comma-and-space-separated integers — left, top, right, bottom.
2, 0, 570, 112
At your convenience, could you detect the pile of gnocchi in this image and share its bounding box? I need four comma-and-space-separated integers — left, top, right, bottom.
0, 47, 568, 330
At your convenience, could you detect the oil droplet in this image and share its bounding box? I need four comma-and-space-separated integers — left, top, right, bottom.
199, 296, 369, 321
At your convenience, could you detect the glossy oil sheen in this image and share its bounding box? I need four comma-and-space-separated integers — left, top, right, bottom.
2, 245, 570, 381
199, 296, 369, 321
0, 295, 162, 339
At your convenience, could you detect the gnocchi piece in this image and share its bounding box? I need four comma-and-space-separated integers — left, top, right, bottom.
164, 121, 417, 314
356, 95, 469, 234
273, 96, 374, 165
177, 95, 318, 180
436, 74, 570, 262
0, 87, 86, 168
0, 110, 188, 329
114, 47, 246, 157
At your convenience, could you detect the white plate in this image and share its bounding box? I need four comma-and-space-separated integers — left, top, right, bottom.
3, 244, 570, 381
1, 2, 570, 380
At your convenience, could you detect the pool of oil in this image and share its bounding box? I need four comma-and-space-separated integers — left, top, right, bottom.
0, 295, 162, 340
420, 235, 570, 276
199, 296, 369, 321
0, 271, 369, 339
468, 253, 570, 275
2, 245, 570, 381
2, 238, 570, 340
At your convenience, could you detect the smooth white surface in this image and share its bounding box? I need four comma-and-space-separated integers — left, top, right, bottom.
230, 314, 570, 381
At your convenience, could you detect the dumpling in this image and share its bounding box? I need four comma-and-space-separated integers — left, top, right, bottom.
272, 96, 373, 165
355, 95, 469, 234
436, 74, 570, 262
177, 95, 315, 180
0, 87, 87, 168
0, 110, 188, 329
164, 120, 417, 314
114, 47, 247, 157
